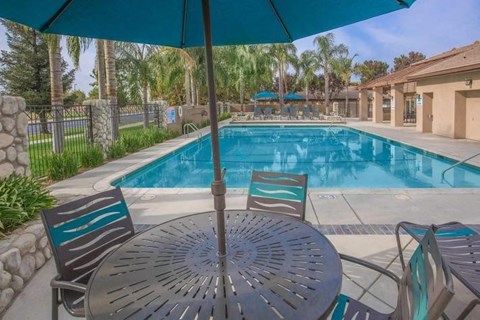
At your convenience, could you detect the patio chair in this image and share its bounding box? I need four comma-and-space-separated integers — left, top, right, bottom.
289, 106, 298, 119
253, 106, 263, 120
263, 107, 274, 120
333, 227, 454, 320
396, 221, 480, 319
41, 188, 134, 320
280, 106, 290, 120
303, 105, 312, 119
247, 170, 308, 221
312, 107, 320, 119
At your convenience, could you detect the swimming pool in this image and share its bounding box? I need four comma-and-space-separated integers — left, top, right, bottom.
113, 126, 480, 188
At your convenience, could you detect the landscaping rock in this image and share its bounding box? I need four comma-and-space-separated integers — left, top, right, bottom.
16, 112, 29, 137
6, 146, 16, 162
25, 224, 46, 240
18, 255, 35, 281
1, 96, 18, 115
0, 271, 12, 290
11, 234, 36, 256
17, 152, 29, 166
0, 133, 14, 148
10, 275, 23, 292
0, 249, 21, 273
35, 251, 45, 270
0, 288, 15, 313
1, 117, 15, 133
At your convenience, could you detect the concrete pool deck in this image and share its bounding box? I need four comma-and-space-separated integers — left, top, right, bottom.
5, 120, 480, 319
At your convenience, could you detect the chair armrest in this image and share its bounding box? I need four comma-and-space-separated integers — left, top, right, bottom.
51, 274, 87, 293
339, 253, 400, 284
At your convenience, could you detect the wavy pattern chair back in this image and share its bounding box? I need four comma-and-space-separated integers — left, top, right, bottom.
397, 228, 454, 320
247, 170, 308, 220
41, 188, 134, 287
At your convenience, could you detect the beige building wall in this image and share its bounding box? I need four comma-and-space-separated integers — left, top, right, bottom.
415, 70, 480, 140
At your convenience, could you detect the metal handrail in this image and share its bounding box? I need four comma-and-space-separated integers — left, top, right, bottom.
441, 151, 480, 182
183, 123, 202, 139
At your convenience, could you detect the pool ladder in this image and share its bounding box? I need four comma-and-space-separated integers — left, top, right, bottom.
183, 123, 202, 139
441, 151, 480, 184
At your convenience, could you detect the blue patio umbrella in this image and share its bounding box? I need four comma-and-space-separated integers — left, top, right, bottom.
284, 92, 304, 100
0, 0, 416, 256
253, 91, 278, 100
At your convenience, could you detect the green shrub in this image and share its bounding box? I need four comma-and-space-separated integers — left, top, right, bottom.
80, 144, 104, 168
47, 152, 79, 181
218, 112, 232, 121
107, 141, 126, 159
0, 175, 56, 232
121, 134, 143, 153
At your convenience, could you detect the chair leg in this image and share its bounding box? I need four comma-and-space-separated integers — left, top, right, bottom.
395, 224, 407, 270
457, 299, 480, 320
52, 287, 59, 320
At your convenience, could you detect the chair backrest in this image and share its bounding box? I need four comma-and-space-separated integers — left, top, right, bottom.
281, 106, 289, 116
264, 107, 272, 116
254, 107, 262, 116
312, 107, 320, 117
247, 170, 308, 220
396, 228, 454, 320
303, 105, 311, 115
41, 188, 134, 286
289, 106, 298, 117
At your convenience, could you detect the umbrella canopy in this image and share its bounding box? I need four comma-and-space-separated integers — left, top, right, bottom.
253, 91, 278, 100
0, 0, 416, 256
284, 92, 304, 100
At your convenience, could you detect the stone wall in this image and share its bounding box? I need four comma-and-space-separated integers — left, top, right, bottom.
0, 96, 30, 178
0, 221, 51, 313
83, 99, 113, 156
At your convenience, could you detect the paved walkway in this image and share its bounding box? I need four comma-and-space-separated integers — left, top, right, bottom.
5, 120, 480, 319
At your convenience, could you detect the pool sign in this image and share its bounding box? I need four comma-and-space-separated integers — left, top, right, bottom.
166, 107, 176, 124
416, 94, 423, 106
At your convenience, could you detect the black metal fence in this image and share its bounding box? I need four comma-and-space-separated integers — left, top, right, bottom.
25, 103, 164, 178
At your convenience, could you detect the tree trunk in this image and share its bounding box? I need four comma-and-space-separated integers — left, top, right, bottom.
185, 66, 191, 107
96, 40, 107, 100
191, 71, 196, 106
104, 40, 119, 140
345, 85, 349, 117
324, 72, 330, 115
305, 83, 309, 104
48, 36, 64, 153
279, 63, 284, 107
142, 85, 149, 128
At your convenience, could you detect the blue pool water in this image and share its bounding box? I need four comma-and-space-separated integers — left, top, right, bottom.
113, 126, 480, 188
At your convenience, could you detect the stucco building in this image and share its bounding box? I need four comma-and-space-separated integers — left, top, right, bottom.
358, 41, 480, 141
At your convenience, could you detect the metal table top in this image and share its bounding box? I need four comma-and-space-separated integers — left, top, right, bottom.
86, 210, 342, 320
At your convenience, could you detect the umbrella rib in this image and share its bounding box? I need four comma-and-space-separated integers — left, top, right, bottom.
396, 0, 411, 7
40, 0, 75, 32
267, 0, 292, 42
181, 0, 188, 48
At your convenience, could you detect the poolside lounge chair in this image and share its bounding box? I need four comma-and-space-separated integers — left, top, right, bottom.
303, 105, 312, 119
247, 170, 308, 221
253, 106, 263, 120
289, 106, 298, 119
41, 188, 134, 320
334, 227, 454, 319
263, 107, 274, 120
396, 221, 480, 319
312, 107, 320, 119
280, 106, 289, 120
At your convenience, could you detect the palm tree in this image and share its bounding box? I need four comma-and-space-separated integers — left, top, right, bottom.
296, 50, 318, 104
267, 44, 297, 107
313, 33, 347, 114
116, 43, 158, 128
96, 39, 106, 99
332, 49, 357, 116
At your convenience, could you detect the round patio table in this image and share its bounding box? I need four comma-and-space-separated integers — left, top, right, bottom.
86, 210, 342, 320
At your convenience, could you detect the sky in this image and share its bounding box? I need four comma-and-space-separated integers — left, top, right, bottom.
1, 0, 479, 94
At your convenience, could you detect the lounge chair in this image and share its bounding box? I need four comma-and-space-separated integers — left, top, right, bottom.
263, 107, 274, 120
289, 106, 298, 119
247, 170, 308, 221
41, 188, 134, 320
303, 105, 312, 119
253, 106, 263, 120
396, 221, 480, 319
312, 107, 320, 119
280, 106, 289, 120
334, 227, 454, 319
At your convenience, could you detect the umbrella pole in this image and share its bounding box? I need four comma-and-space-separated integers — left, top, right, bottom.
201, 0, 227, 257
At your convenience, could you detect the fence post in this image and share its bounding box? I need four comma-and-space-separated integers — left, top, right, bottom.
87, 105, 94, 144
83, 99, 113, 157
111, 103, 119, 141
52, 105, 65, 153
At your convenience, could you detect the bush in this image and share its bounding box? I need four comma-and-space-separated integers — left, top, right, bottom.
47, 152, 79, 181
218, 112, 232, 121
107, 141, 126, 159
0, 175, 56, 232
121, 134, 143, 153
80, 144, 104, 168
